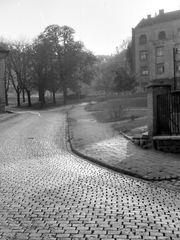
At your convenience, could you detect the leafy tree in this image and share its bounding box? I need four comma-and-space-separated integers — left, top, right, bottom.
1, 40, 33, 107
5, 43, 22, 107
93, 51, 126, 97
29, 34, 53, 108
94, 59, 115, 97
43, 25, 97, 103
0, 25, 99, 107
43, 25, 76, 104
113, 38, 137, 95
72, 42, 97, 98
126, 38, 133, 71
113, 62, 137, 93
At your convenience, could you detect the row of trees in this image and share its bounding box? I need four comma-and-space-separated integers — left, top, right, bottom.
1, 25, 97, 107
1, 26, 137, 108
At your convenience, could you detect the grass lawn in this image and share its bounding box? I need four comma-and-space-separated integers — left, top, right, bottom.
112, 117, 148, 136
86, 97, 147, 112
85, 96, 148, 135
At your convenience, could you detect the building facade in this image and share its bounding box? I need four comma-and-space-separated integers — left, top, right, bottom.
132, 9, 180, 91
0, 46, 9, 113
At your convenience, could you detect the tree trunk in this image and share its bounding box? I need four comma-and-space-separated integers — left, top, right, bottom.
53, 90, 56, 104
77, 91, 80, 100
43, 92, 46, 104
125, 91, 128, 110
40, 89, 45, 108
22, 89, 25, 102
38, 88, 41, 101
5, 90, 8, 106
26, 89, 31, 107
63, 90, 67, 105
17, 91, 21, 107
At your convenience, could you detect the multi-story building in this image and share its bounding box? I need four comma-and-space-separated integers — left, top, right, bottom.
132, 9, 180, 91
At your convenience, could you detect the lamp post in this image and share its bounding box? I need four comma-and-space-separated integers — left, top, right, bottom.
173, 47, 177, 91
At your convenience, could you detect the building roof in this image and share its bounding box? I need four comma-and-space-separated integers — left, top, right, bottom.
135, 9, 180, 29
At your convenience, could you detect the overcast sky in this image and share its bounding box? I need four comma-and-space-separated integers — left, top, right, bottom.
0, 0, 180, 55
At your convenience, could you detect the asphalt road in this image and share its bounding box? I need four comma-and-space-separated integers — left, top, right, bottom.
0, 108, 180, 240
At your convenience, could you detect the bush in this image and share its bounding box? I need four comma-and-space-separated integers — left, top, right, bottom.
107, 101, 124, 120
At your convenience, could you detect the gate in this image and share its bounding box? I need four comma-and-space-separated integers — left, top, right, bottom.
157, 91, 180, 135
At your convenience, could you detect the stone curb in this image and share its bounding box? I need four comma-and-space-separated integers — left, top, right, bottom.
119, 131, 134, 142
66, 108, 180, 183
66, 111, 152, 182
0, 112, 19, 122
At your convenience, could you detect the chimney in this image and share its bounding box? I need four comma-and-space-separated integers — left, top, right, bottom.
147, 14, 151, 19
159, 9, 164, 15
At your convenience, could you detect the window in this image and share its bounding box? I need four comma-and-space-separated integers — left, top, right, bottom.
176, 61, 180, 72
140, 35, 147, 45
157, 64, 164, 74
156, 46, 164, 56
178, 29, 180, 37
140, 50, 147, 60
140, 67, 148, 76
176, 65, 180, 72
158, 31, 166, 40
175, 44, 180, 54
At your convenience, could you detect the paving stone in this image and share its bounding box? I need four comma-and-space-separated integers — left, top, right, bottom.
0, 110, 180, 240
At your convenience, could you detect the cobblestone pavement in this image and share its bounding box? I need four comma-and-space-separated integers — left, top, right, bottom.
68, 105, 180, 193
1, 109, 180, 240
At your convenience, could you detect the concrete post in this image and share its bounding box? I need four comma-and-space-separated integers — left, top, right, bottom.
147, 84, 171, 138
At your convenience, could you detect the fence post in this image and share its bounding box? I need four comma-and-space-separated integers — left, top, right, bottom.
147, 84, 171, 140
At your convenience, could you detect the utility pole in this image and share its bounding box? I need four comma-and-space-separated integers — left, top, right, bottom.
173, 48, 177, 91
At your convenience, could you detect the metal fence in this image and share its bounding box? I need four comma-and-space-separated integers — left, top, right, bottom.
157, 91, 180, 135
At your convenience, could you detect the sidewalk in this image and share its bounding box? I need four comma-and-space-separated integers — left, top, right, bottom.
0, 111, 18, 122
67, 104, 180, 186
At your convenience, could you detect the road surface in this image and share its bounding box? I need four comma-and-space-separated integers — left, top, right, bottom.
0, 108, 180, 240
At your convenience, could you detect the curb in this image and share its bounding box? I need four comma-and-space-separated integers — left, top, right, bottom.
66, 109, 180, 183
119, 131, 134, 142
66, 111, 151, 182
0, 112, 19, 122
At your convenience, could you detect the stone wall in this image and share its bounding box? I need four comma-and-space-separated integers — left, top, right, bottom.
153, 136, 180, 153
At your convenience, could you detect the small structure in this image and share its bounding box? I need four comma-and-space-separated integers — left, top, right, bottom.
147, 83, 180, 153
0, 46, 9, 113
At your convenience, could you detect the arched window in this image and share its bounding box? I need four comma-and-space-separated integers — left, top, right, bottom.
158, 31, 166, 40
139, 35, 147, 45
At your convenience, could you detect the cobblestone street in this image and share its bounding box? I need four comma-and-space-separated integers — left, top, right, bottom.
0, 109, 180, 240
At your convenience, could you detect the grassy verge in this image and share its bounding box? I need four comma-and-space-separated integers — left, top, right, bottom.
112, 117, 148, 136
85, 96, 148, 135
86, 97, 147, 112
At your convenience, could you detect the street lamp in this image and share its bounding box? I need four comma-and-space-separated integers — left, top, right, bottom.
173, 47, 177, 91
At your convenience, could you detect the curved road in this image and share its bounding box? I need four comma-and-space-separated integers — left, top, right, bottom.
0, 108, 180, 240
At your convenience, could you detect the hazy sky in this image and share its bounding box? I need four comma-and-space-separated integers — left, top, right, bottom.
0, 0, 180, 55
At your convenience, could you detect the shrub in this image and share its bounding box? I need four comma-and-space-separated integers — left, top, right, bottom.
107, 101, 124, 120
